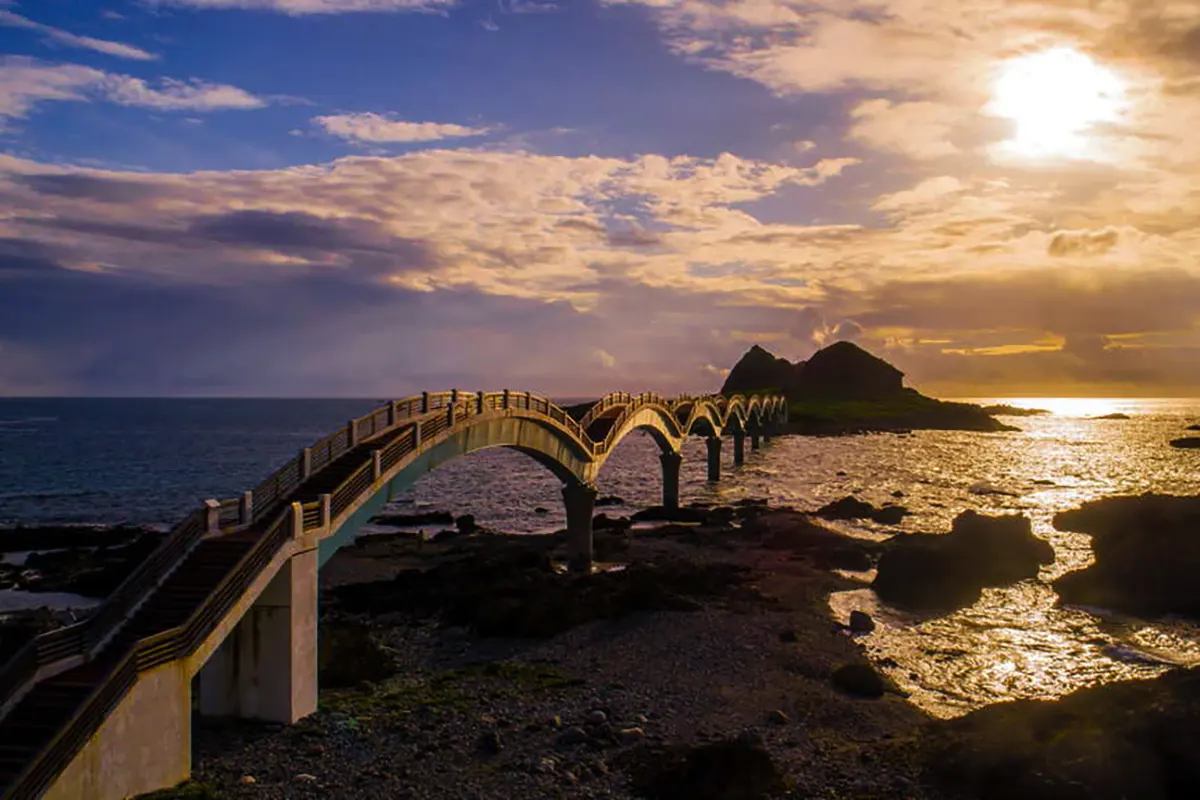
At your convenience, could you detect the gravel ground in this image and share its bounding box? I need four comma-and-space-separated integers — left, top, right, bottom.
175, 524, 938, 800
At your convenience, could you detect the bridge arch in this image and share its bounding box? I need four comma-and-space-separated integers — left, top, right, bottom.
319, 410, 594, 565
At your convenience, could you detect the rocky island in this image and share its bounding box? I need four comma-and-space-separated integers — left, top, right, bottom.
721, 342, 1015, 435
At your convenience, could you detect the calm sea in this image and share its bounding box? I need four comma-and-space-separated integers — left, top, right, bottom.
2, 395, 1200, 717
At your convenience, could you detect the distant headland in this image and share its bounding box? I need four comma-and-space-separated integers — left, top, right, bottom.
720, 341, 1015, 435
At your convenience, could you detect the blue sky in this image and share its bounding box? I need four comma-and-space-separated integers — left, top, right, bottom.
2, 0, 1199, 396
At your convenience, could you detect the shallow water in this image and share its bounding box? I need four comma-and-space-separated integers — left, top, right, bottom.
2, 396, 1199, 715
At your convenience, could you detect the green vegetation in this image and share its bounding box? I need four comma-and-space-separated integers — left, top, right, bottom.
320, 660, 582, 718
786, 390, 1012, 434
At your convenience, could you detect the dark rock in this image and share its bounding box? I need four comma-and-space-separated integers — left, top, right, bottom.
794, 340, 904, 400
836, 471, 847, 477
815, 496, 909, 526
1170, 437, 1200, 449
455, 514, 477, 534
318, 617, 397, 689
872, 511, 1054, 610
558, 726, 589, 746
371, 511, 454, 527
1188, 424, 1200, 431
596, 496, 624, 507
742, 510, 878, 571
592, 513, 630, 531
1052, 494, 1200, 617
831, 663, 886, 698
475, 729, 503, 755
720, 344, 795, 396
534, 507, 550, 515
979, 404, 1051, 416
0, 524, 150, 554
1093, 413, 1131, 420
19, 532, 163, 597
921, 666, 1200, 800
630, 506, 711, 524
848, 610, 875, 634
766, 709, 789, 725
330, 547, 758, 638
891, 490, 905, 498
626, 737, 789, 800
778, 629, 799, 643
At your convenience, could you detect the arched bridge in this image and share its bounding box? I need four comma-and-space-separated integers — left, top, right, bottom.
0, 389, 785, 800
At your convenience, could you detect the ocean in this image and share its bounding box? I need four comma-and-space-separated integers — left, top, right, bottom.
2, 395, 1200, 717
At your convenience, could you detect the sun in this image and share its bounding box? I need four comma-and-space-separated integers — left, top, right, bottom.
989, 47, 1127, 159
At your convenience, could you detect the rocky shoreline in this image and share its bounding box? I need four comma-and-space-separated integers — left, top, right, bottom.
130, 496, 1200, 799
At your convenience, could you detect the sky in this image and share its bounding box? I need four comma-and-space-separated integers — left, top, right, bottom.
1, 0, 1198, 397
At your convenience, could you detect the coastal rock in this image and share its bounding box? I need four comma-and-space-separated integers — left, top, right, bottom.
848, 610, 875, 634
816, 496, 910, 525
794, 340, 904, 400
596, 495, 624, 507
1169, 437, 1200, 449
1093, 412, 1131, 420
920, 666, 1200, 800
1188, 424, 1200, 431
1052, 494, 1200, 617
831, 663, 887, 698
19, 531, 162, 597
630, 506, 712, 524
872, 511, 1054, 610
741, 510, 878, 571
371, 511, 454, 527
330, 546, 758, 638
626, 737, 789, 800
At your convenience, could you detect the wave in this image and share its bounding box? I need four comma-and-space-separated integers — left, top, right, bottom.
0, 417, 58, 426
0, 489, 111, 502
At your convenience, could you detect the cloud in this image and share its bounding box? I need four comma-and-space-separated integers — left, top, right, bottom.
1047, 227, 1121, 257
152, 0, 456, 14
848, 99, 962, 160
594, 349, 616, 369
314, 113, 491, 143
0, 57, 265, 121
0, 10, 157, 60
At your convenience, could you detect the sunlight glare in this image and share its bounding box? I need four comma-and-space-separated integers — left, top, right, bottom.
989, 47, 1126, 159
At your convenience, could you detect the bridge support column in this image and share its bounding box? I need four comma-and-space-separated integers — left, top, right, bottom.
706, 436, 722, 482
733, 433, 745, 466
751, 431, 761, 451
562, 482, 597, 573
660, 451, 682, 510
197, 549, 318, 723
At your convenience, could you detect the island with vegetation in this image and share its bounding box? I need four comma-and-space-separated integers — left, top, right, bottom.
721, 341, 1016, 435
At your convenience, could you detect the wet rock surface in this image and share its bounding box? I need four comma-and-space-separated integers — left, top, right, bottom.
872, 511, 1054, 610
912, 666, 1200, 800
0, 526, 162, 596
1052, 494, 1200, 617
815, 496, 909, 526
623, 736, 790, 799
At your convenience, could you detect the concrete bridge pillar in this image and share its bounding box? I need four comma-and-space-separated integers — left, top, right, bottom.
660, 450, 682, 510
705, 436, 722, 482
562, 482, 597, 573
751, 430, 761, 451
733, 432, 745, 466
197, 550, 318, 723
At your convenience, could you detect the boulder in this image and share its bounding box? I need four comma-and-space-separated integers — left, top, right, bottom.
1170, 437, 1200, 449
626, 737, 789, 800
921, 666, 1200, 800
831, 663, 888, 698
741, 510, 878, 571
848, 610, 875, 634
1187, 424, 1200, 432
371, 511, 454, 527
1052, 494, 1200, 617
815, 496, 909, 525
596, 495, 624, 507
872, 511, 1054, 610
